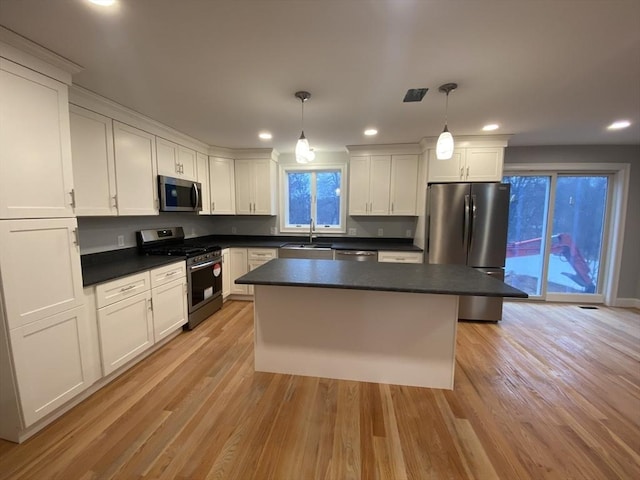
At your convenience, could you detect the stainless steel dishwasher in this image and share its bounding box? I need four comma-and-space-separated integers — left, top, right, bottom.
334, 250, 378, 262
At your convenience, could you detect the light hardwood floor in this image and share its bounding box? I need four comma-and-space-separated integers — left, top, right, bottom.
0, 301, 638, 479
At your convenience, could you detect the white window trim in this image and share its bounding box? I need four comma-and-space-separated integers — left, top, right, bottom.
503, 162, 630, 306
279, 164, 347, 234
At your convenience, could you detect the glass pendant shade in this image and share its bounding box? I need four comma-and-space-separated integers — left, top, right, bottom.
295, 131, 310, 164
436, 125, 454, 160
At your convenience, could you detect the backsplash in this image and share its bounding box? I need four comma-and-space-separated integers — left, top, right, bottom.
77, 214, 417, 254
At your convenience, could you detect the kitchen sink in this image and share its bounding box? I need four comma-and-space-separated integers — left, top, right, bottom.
279, 243, 334, 259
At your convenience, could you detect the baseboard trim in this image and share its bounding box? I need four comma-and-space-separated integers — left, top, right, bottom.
613, 298, 640, 309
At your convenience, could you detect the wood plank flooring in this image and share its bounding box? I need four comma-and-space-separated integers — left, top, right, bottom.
0, 301, 638, 479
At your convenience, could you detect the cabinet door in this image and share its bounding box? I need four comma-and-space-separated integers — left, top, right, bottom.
390, 155, 418, 215
222, 249, 231, 298
378, 251, 424, 263
229, 248, 249, 294
210, 157, 236, 214
465, 147, 504, 181
69, 105, 117, 216
97, 290, 153, 376
369, 155, 391, 215
0, 58, 74, 219
0, 218, 83, 329
348, 156, 370, 215
152, 277, 187, 342
427, 149, 465, 183
252, 159, 276, 215
234, 160, 253, 215
113, 122, 158, 215
178, 146, 197, 181
156, 137, 179, 177
197, 152, 211, 215
10, 306, 94, 426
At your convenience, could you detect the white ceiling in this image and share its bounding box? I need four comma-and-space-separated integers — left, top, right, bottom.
1, 0, 639, 153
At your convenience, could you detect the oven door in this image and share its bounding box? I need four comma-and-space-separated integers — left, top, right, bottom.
187, 256, 223, 313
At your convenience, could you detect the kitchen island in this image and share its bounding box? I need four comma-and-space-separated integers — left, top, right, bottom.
236, 259, 526, 389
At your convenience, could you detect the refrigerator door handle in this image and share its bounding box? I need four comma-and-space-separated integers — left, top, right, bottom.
464, 194, 470, 250
469, 194, 477, 250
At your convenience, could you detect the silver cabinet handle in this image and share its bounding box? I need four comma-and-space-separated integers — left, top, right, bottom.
211, 201, 215, 211
460, 167, 464, 178
466, 166, 470, 177
164, 271, 178, 277
72, 228, 79, 245
70, 189, 76, 208
120, 285, 136, 293
112, 195, 118, 208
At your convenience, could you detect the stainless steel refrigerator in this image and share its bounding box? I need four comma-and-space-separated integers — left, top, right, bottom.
426, 182, 511, 321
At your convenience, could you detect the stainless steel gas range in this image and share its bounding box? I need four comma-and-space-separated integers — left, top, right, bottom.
137, 227, 222, 330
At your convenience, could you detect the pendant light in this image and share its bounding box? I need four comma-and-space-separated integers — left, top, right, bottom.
294, 91, 313, 164
436, 83, 457, 160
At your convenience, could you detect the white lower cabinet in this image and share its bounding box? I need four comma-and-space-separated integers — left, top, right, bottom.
378, 251, 424, 264
97, 290, 153, 376
9, 306, 96, 427
247, 248, 277, 295
229, 248, 249, 295
222, 248, 231, 298
151, 277, 187, 342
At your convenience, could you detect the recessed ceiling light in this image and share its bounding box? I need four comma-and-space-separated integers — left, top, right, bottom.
482, 124, 500, 131
258, 132, 272, 140
88, 0, 116, 6
607, 120, 631, 130
364, 129, 378, 136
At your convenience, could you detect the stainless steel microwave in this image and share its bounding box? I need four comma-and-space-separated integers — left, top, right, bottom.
158, 175, 203, 212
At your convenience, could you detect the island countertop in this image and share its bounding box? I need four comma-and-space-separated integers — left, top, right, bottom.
236, 259, 528, 298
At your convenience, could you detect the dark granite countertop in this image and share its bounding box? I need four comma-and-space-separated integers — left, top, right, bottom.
81, 248, 185, 287
236, 259, 528, 298
189, 235, 422, 252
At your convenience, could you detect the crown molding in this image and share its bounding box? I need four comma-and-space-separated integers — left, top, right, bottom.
420, 134, 511, 151
0, 26, 82, 84
233, 148, 280, 161
345, 143, 422, 156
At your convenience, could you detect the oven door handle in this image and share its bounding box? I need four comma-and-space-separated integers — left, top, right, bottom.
189, 259, 218, 272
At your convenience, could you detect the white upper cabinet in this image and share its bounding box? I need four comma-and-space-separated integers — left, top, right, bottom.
156, 137, 196, 181
234, 158, 277, 215
69, 105, 117, 216
427, 146, 504, 183
389, 154, 419, 215
0, 58, 74, 219
209, 157, 236, 214
196, 152, 211, 215
349, 154, 417, 215
113, 121, 159, 216
0, 218, 84, 329
348, 155, 391, 215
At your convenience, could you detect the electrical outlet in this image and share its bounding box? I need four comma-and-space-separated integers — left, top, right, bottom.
405, 229, 412, 238
348, 228, 357, 236
117, 235, 125, 247
377, 228, 384, 237
270, 227, 277, 235
231, 226, 237, 234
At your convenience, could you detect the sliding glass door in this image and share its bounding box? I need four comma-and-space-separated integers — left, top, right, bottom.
502, 173, 610, 302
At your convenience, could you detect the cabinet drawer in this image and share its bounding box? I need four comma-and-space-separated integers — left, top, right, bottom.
377, 251, 424, 264
248, 248, 278, 261
150, 261, 186, 289
95, 271, 151, 308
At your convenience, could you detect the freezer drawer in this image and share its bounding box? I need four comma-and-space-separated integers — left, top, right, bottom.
458, 268, 505, 322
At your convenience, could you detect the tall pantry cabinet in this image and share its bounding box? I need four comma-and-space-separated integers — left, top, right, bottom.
0, 36, 98, 442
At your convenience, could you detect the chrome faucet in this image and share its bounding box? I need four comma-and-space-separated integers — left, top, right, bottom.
309, 218, 316, 243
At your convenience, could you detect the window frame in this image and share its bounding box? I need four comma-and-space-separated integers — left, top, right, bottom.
279, 164, 347, 234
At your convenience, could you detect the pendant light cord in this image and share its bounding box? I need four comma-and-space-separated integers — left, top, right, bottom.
444, 91, 449, 127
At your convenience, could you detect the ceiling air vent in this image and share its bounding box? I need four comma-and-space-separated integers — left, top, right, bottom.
403, 88, 428, 102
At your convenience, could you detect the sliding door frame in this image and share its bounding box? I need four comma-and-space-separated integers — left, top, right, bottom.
503, 163, 630, 306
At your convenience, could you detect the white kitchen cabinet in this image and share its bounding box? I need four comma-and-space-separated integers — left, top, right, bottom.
235, 159, 277, 215
149, 262, 187, 341
69, 105, 117, 216
222, 248, 231, 299
229, 248, 249, 295
378, 251, 424, 264
113, 121, 158, 215
427, 147, 504, 183
209, 157, 236, 214
0, 58, 75, 219
8, 306, 95, 427
389, 154, 419, 215
247, 248, 277, 295
156, 137, 197, 181
197, 152, 211, 215
0, 218, 84, 329
349, 155, 391, 215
